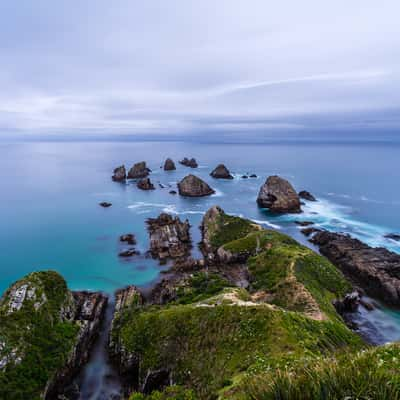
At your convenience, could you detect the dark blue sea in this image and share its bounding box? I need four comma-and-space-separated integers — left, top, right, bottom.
1, 139, 400, 345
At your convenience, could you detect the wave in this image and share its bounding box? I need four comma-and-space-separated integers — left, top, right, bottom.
251, 219, 281, 229
212, 188, 224, 197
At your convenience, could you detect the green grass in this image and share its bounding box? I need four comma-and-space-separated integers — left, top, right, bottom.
113, 304, 363, 400
242, 343, 400, 400
0, 271, 79, 400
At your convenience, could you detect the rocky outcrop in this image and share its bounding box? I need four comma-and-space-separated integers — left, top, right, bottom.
127, 162, 151, 179
177, 174, 215, 197
310, 231, 400, 306
163, 158, 176, 171
99, 201, 112, 208
112, 165, 126, 182
201, 205, 225, 258
210, 164, 233, 179
257, 175, 301, 213
137, 178, 155, 190
146, 213, 191, 261
179, 157, 198, 168
298, 190, 317, 201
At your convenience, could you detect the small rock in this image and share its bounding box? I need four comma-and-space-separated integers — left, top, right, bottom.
295, 220, 314, 227
169, 190, 177, 195
99, 202, 112, 208
127, 161, 151, 179
163, 158, 176, 171
249, 174, 257, 178
179, 157, 198, 168
298, 190, 317, 201
112, 165, 126, 182
118, 249, 140, 257
137, 178, 155, 190
120, 234, 136, 245
178, 174, 215, 197
210, 164, 233, 179
384, 233, 400, 241
241, 175, 248, 179
334, 291, 360, 313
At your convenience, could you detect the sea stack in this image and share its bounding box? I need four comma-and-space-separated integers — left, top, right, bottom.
112, 165, 126, 181
179, 157, 198, 168
210, 164, 234, 179
178, 174, 215, 197
137, 177, 155, 190
127, 161, 151, 179
257, 175, 301, 213
163, 158, 176, 171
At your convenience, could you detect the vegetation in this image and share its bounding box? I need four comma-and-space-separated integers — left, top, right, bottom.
129, 386, 196, 400
0, 271, 79, 400
241, 343, 400, 400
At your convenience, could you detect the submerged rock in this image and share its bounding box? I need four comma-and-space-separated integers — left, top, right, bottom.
118, 249, 140, 257
210, 164, 233, 179
163, 158, 176, 171
385, 233, 400, 241
311, 231, 400, 306
127, 162, 151, 179
257, 175, 301, 213
295, 220, 314, 226
298, 190, 317, 202
301, 227, 322, 237
179, 157, 198, 168
169, 190, 177, 195
112, 165, 126, 182
146, 213, 191, 260
177, 174, 215, 197
99, 202, 112, 208
137, 178, 155, 190
249, 174, 257, 178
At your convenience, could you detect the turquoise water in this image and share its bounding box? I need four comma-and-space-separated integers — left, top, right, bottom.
1, 139, 400, 343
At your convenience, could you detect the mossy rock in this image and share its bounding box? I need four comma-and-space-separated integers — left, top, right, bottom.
0, 271, 79, 400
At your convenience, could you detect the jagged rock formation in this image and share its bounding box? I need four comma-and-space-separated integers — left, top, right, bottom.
179, 157, 198, 168
177, 174, 215, 197
0, 271, 107, 400
163, 158, 176, 171
210, 164, 233, 179
127, 162, 151, 179
112, 165, 126, 182
257, 175, 301, 213
137, 177, 155, 190
298, 190, 317, 201
146, 213, 191, 260
310, 231, 400, 306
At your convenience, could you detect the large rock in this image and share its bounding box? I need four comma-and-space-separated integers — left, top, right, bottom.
0, 271, 107, 400
137, 178, 155, 190
146, 213, 191, 260
257, 175, 301, 213
310, 231, 400, 306
177, 174, 215, 197
163, 158, 176, 171
179, 157, 198, 168
210, 164, 233, 179
127, 162, 151, 179
112, 165, 126, 182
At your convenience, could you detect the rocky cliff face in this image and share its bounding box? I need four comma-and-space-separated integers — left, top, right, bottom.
210, 164, 233, 179
257, 175, 301, 213
0, 271, 107, 400
146, 213, 191, 261
177, 174, 215, 197
127, 162, 151, 179
311, 231, 400, 306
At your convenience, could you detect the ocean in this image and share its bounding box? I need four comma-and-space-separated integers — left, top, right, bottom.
1, 139, 400, 344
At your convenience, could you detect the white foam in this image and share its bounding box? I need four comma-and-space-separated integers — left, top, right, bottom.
211, 188, 224, 197
251, 219, 281, 229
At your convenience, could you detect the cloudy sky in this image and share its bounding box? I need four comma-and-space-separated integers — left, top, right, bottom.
1, 1, 399, 138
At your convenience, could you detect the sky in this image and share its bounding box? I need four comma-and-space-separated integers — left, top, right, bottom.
0, 0, 399, 139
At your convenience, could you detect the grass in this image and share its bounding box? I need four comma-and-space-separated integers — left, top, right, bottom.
242, 343, 400, 400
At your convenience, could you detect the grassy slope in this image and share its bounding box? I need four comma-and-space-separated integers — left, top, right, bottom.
0, 271, 79, 400
113, 210, 366, 399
